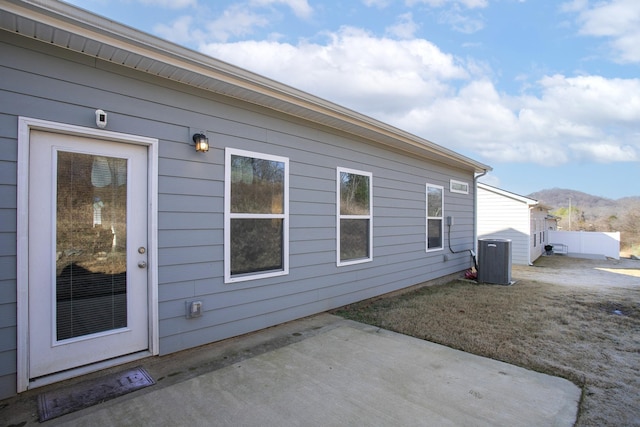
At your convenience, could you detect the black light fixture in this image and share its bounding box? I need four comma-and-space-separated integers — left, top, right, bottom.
193, 133, 209, 152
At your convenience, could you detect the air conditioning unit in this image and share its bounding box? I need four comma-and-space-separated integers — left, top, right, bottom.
477, 239, 512, 285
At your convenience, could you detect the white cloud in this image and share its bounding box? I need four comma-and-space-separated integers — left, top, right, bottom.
139, 0, 197, 8
197, 26, 639, 167
458, 0, 487, 7
559, 0, 587, 13
250, 0, 313, 19
155, 4, 271, 43
406, 0, 486, 33
569, 142, 638, 162
152, 0, 313, 45
201, 26, 468, 116
537, 75, 640, 125
385, 13, 419, 39
399, 74, 640, 165
154, 15, 197, 45
406, 0, 488, 9
563, 0, 640, 63
393, 80, 575, 165
362, 0, 392, 8
207, 5, 271, 42
438, 7, 485, 33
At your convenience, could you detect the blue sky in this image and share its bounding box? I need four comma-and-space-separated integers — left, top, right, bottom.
65, 0, 639, 199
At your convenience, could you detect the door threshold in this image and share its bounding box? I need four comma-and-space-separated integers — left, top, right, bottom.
28, 350, 153, 391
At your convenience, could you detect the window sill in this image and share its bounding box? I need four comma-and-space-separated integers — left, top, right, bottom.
337, 257, 373, 267
225, 269, 288, 284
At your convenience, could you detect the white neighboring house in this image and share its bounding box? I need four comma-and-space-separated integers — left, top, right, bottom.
477, 183, 558, 265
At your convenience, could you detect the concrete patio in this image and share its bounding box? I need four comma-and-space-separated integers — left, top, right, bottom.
1, 313, 581, 426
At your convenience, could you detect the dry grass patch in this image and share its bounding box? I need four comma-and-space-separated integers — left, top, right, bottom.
333, 268, 640, 426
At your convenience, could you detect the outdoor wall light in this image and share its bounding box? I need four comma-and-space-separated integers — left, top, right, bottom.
193, 133, 209, 152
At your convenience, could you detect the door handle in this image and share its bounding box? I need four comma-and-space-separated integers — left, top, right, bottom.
138, 261, 147, 269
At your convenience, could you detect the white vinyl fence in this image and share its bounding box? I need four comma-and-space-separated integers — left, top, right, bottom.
548, 231, 620, 260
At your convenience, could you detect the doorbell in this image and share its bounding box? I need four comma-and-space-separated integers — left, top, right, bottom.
95, 109, 107, 128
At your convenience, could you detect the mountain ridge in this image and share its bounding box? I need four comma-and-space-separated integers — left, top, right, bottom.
526, 188, 624, 210
524, 188, 639, 251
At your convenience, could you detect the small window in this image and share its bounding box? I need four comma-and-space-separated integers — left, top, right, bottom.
450, 179, 469, 194
337, 167, 372, 266
225, 148, 289, 283
426, 184, 444, 251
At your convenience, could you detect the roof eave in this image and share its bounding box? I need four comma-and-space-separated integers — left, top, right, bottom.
478, 183, 537, 205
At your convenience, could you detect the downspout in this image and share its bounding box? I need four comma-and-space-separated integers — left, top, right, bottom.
473, 169, 488, 259
528, 206, 534, 266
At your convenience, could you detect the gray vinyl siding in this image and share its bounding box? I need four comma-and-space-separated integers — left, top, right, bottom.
0, 32, 476, 398
477, 187, 530, 265
0, 89, 18, 398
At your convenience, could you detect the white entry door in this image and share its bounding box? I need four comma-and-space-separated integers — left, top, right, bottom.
28, 130, 149, 379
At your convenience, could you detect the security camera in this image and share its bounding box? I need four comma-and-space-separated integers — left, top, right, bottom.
95, 109, 107, 128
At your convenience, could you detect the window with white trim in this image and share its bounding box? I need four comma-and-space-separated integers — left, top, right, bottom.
450, 179, 469, 194
426, 184, 444, 251
337, 167, 372, 266
225, 148, 289, 283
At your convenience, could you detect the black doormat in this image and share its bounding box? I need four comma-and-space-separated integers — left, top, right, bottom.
37, 366, 155, 422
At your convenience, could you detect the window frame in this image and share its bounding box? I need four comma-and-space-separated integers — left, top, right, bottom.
426, 183, 444, 252
450, 179, 469, 194
224, 148, 289, 283
336, 167, 373, 266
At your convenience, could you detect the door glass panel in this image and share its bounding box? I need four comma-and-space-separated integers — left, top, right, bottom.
56, 152, 128, 340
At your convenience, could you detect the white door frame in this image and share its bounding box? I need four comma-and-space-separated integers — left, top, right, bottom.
16, 117, 159, 392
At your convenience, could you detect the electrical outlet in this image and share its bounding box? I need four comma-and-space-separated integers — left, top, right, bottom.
186, 300, 203, 318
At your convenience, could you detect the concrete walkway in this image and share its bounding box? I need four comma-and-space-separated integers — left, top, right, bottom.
3, 315, 581, 426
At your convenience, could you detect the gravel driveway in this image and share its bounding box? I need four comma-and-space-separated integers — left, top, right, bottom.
512, 255, 640, 289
